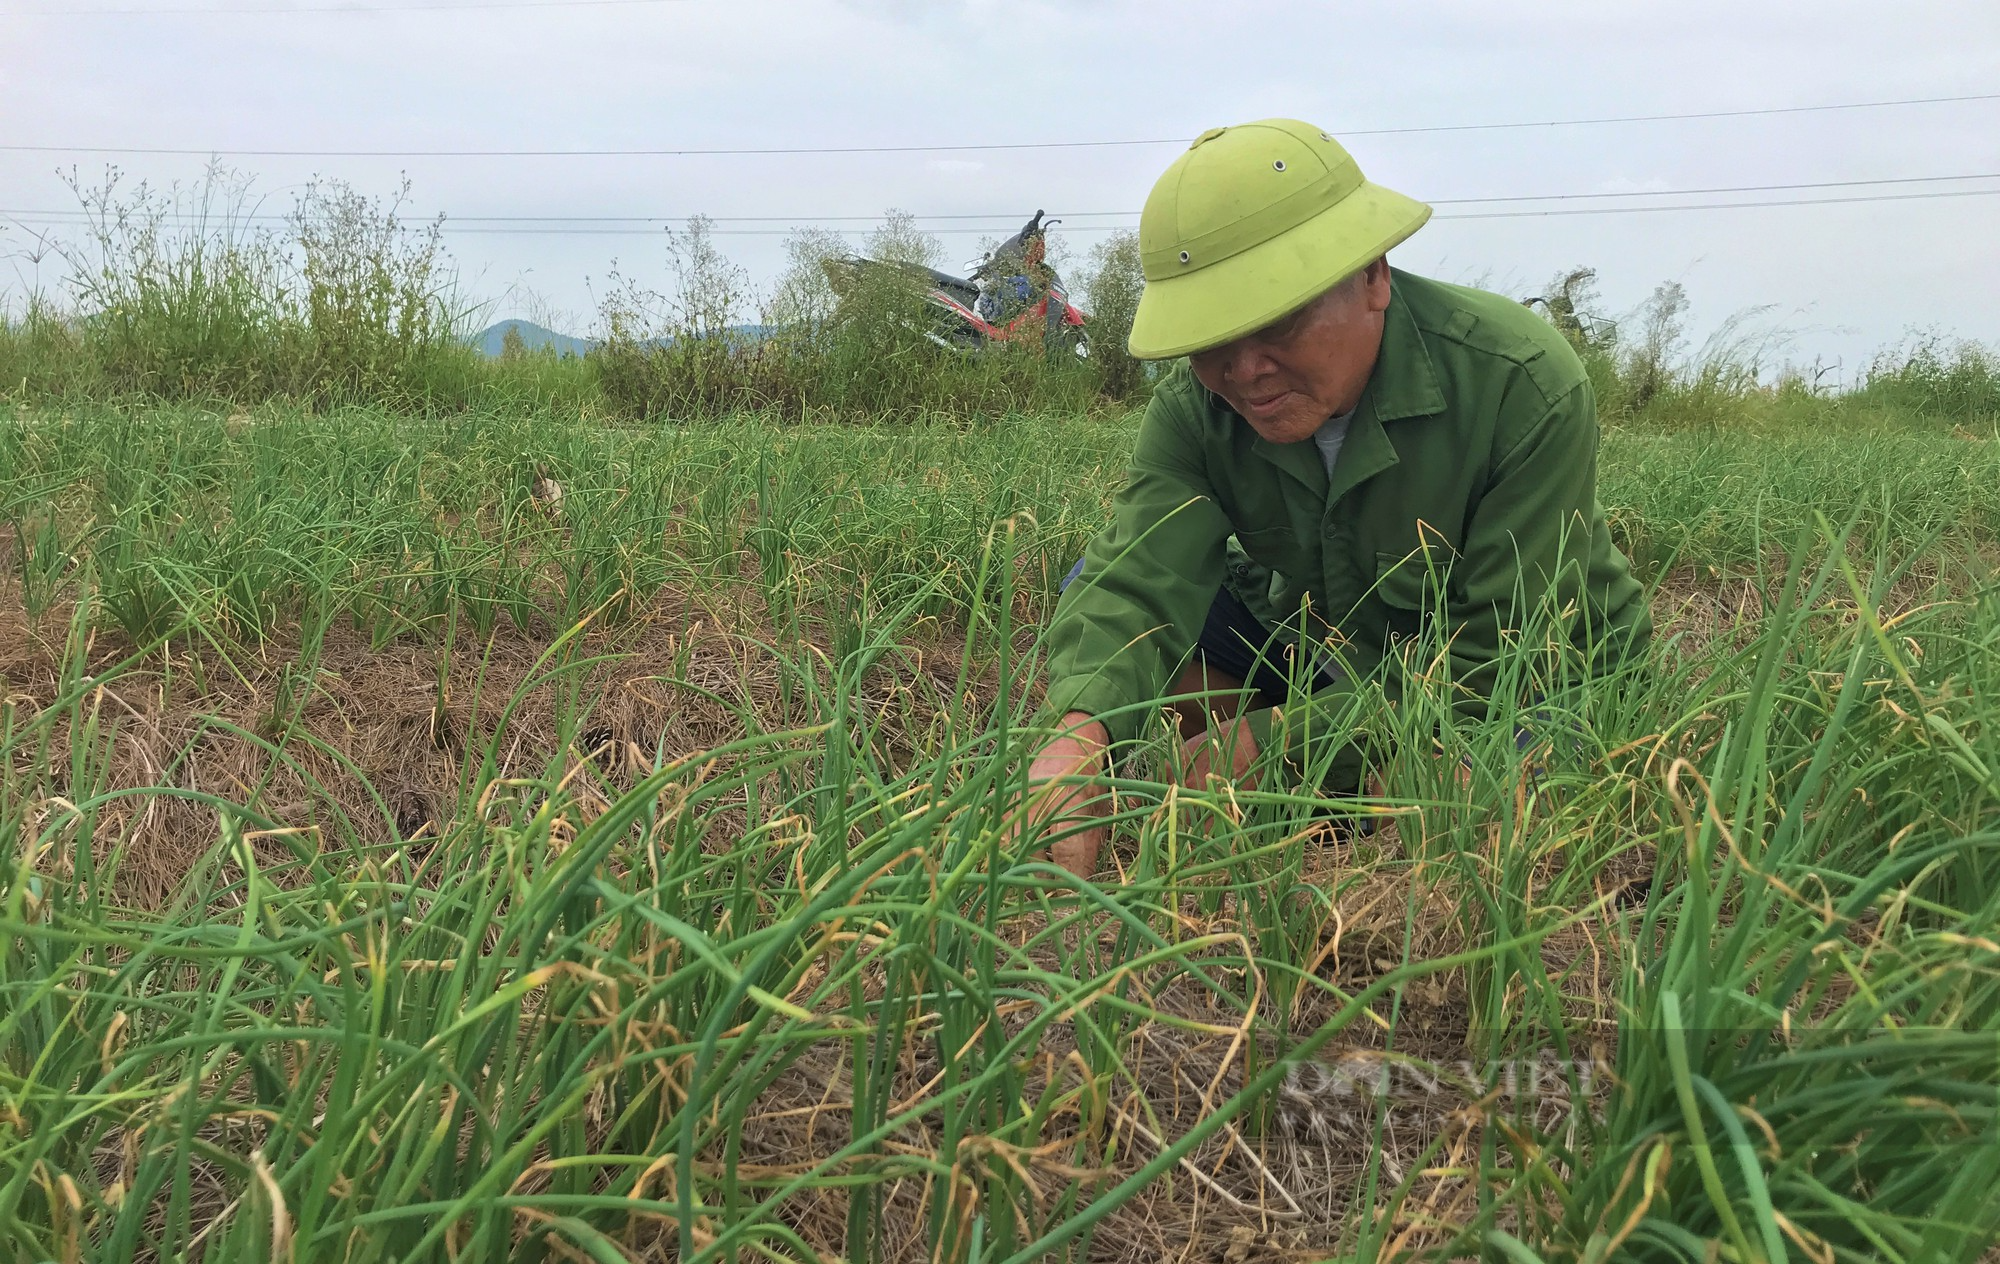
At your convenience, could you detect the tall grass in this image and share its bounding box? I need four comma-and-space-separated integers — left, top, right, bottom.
6, 167, 1995, 433
1517, 265, 1999, 436
1853, 336, 2000, 427
0, 169, 558, 412
590, 216, 1108, 422
1, 175, 1132, 420
1080, 232, 1146, 402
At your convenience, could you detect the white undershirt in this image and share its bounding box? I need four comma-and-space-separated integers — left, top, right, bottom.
1311, 409, 1355, 478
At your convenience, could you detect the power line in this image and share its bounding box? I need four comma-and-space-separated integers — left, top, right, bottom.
4, 0, 685, 14
419, 187, 2000, 231
1328, 91, 2000, 138
6, 170, 1998, 228
1435, 186, 2000, 220
1434, 170, 2000, 206
445, 185, 2000, 231
7, 185, 1997, 238
0, 209, 1093, 224
5, 91, 1997, 158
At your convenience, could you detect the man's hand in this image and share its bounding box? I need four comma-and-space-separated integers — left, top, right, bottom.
1014, 711, 1272, 878
1017, 712, 1111, 878
1176, 715, 1260, 791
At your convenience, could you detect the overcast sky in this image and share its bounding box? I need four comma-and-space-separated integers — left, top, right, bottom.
5, 0, 1998, 379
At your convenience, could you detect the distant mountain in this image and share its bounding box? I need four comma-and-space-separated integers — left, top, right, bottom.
473, 319, 781, 358
473, 319, 598, 358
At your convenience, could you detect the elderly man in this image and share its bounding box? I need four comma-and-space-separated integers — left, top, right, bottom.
1026, 119, 1651, 877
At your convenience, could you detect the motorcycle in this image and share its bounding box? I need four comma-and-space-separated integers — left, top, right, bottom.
823, 210, 1089, 358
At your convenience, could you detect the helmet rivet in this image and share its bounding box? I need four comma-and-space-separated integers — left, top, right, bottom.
1273, 159, 1287, 172
1178, 250, 1191, 264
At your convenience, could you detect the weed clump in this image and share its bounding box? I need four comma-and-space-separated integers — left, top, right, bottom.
1854, 335, 2000, 425
592, 213, 1109, 422
7, 166, 1996, 437
1524, 266, 1781, 430
1083, 229, 1147, 400
0, 167, 493, 410
3, 175, 1143, 420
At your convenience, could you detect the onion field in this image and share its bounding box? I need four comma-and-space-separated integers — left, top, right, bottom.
1, 403, 1996, 1263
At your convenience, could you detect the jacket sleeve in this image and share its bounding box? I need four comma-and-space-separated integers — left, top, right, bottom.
1440, 375, 1602, 716
1257, 377, 1603, 778
1041, 387, 1234, 747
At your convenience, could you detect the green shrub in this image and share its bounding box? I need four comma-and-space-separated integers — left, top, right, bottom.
0, 167, 490, 410
593, 215, 795, 418
1080, 229, 1147, 401
6, 171, 1993, 434
591, 216, 1102, 422
1524, 265, 1806, 432
0, 296, 104, 399
290, 176, 465, 403
1854, 335, 2000, 425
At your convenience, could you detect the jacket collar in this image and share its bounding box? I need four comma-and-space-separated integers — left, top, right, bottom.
1249, 425, 1327, 496
1363, 275, 1446, 423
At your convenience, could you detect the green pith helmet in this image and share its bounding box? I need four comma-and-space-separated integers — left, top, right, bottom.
1127, 119, 1432, 360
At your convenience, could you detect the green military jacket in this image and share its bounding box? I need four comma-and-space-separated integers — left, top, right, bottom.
1043, 268, 1650, 754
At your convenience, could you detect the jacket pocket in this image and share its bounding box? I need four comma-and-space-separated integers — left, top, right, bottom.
1236, 526, 1310, 575
1373, 549, 1443, 612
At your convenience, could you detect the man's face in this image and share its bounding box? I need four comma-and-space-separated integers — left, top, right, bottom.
1188, 258, 1393, 444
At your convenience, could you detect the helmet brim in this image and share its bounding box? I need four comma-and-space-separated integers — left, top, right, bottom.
1127, 182, 1432, 361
